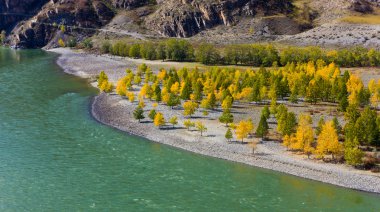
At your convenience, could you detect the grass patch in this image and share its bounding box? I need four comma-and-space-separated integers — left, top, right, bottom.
340, 14, 380, 25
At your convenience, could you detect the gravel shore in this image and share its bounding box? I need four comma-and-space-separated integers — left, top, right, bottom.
50, 48, 380, 194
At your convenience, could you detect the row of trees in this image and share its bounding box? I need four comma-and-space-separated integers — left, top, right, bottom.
106, 61, 379, 116
99, 60, 379, 167
106, 39, 194, 62
133, 106, 209, 136
102, 39, 380, 67
107, 60, 379, 116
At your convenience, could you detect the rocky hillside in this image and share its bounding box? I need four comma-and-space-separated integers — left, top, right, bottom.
144, 0, 294, 37
6, 0, 115, 48
0, 0, 49, 32
0, 0, 380, 48
110, 0, 151, 9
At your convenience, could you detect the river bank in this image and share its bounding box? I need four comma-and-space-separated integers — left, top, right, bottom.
49, 48, 380, 194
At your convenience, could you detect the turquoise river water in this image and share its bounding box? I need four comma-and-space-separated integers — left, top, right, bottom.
0, 48, 379, 211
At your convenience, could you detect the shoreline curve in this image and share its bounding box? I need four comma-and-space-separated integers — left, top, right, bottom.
50, 48, 380, 194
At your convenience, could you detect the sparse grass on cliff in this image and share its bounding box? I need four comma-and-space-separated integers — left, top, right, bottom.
341, 14, 380, 25
341, 9, 380, 25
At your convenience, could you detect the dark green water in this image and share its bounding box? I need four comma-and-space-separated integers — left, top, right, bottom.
0, 48, 379, 211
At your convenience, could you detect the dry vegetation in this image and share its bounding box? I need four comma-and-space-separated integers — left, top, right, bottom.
341, 14, 380, 24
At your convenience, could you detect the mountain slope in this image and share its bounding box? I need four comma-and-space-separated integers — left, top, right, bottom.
0, 0, 379, 48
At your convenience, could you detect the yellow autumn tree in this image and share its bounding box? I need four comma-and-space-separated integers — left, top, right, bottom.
235, 120, 254, 142
183, 101, 199, 117
138, 98, 145, 108
283, 134, 297, 150
157, 69, 166, 82
161, 87, 170, 104
203, 78, 214, 95
154, 112, 165, 128
58, 38, 65, 47
116, 76, 131, 96
236, 87, 252, 101
316, 121, 343, 160
346, 74, 363, 105
292, 114, 314, 155
369, 79, 380, 108
127, 92, 135, 103
140, 83, 153, 99
99, 81, 113, 93
228, 84, 238, 98
134, 75, 142, 85
170, 82, 180, 94
222, 96, 233, 111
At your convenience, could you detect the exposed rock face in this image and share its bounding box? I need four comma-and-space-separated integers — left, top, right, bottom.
0, 0, 48, 32
9, 0, 114, 48
350, 0, 375, 13
1, 0, 380, 48
145, 0, 294, 37
111, 0, 151, 9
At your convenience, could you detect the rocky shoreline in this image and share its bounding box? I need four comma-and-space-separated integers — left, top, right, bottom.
50, 48, 380, 194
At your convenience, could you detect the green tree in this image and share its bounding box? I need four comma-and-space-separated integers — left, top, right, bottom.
195, 43, 220, 65
156, 42, 166, 61
316, 116, 325, 136
82, 38, 93, 49
256, 115, 269, 139
165, 39, 194, 61
218, 110, 234, 126
154, 85, 162, 102
148, 109, 157, 121
167, 93, 181, 109
193, 80, 204, 101
140, 42, 156, 60
332, 117, 342, 135
354, 107, 378, 146
344, 138, 364, 166
277, 111, 297, 136
344, 104, 360, 123
338, 95, 349, 112
225, 128, 233, 142
180, 80, 192, 100
129, 44, 141, 58
262, 106, 270, 120
133, 106, 145, 123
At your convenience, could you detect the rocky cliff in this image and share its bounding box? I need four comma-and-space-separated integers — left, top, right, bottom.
145, 0, 294, 37
8, 0, 115, 48
1, 0, 379, 48
0, 0, 49, 32
111, 0, 152, 9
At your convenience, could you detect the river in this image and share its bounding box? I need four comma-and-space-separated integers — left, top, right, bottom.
0, 48, 379, 211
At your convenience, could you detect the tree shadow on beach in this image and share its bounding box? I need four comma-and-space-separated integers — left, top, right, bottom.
254, 152, 271, 157
161, 126, 186, 131
140, 120, 153, 124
